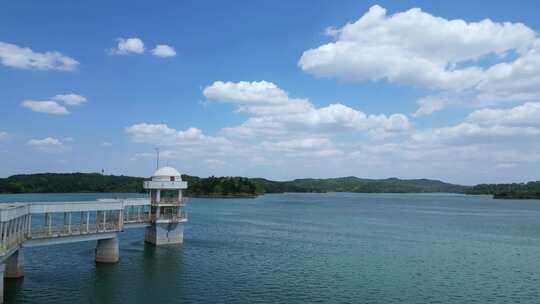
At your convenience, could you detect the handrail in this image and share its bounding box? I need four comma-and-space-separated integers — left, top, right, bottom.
0, 198, 187, 255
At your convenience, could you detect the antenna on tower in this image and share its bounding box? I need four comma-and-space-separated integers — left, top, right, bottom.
155, 148, 160, 170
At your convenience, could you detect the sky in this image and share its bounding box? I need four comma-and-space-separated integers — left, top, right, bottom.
1, 0, 540, 185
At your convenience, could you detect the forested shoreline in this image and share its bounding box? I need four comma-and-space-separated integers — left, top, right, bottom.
0, 173, 539, 199
465, 182, 540, 199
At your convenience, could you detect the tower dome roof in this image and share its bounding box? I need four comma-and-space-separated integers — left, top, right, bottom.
153, 166, 181, 177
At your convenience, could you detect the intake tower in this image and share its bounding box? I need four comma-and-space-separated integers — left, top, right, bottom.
143, 166, 188, 245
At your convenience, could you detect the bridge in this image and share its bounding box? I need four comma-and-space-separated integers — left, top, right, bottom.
0, 166, 188, 303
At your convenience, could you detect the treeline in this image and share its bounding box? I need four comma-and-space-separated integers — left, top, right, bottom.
6, 172, 540, 200
182, 175, 260, 197
0, 172, 470, 197
252, 176, 467, 194
0, 173, 261, 197
0, 173, 144, 193
465, 182, 540, 199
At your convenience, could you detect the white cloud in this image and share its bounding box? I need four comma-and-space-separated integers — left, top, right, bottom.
27, 137, 69, 153
21, 93, 87, 115
204, 81, 291, 105
466, 102, 540, 126
111, 37, 145, 55
52, 93, 87, 106
21, 100, 69, 115
204, 80, 410, 138
413, 96, 448, 117
0, 41, 79, 71
125, 80, 540, 183
258, 138, 343, 158
101, 142, 113, 147
204, 159, 228, 166
260, 138, 332, 152
412, 123, 540, 144
125, 123, 229, 146
299, 5, 540, 116
299, 5, 536, 91
475, 41, 540, 104
152, 44, 176, 57
0, 131, 7, 141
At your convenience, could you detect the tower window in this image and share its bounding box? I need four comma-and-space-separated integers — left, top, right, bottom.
170, 176, 175, 181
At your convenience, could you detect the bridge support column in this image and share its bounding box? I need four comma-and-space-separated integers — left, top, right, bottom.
95, 236, 119, 263
145, 223, 184, 246
0, 263, 4, 304
5, 248, 24, 278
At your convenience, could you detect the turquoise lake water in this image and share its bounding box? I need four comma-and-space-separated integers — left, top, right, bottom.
1, 192, 540, 303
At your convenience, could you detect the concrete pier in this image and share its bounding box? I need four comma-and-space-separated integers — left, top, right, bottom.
4, 248, 24, 279
0, 166, 188, 302
145, 223, 184, 245
0, 263, 4, 304
95, 236, 119, 263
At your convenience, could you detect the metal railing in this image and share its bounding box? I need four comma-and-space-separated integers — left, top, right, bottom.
30, 222, 121, 239
0, 198, 187, 254
155, 197, 187, 205
151, 212, 188, 222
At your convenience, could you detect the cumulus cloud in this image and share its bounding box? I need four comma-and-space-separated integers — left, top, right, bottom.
412, 123, 540, 144
0, 41, 78, 71
204, 80, 410, 138
152, 44, 176, 57
125, 123, 229, 146
111, 37, 145, 55
299, 5, 536, 90
299, 5, 540, 116
204, 81, 291, 105
27, 137, 69, 153
21, 100, 69, 115
259, 138, 343, 158
475, 41, 540, 104
260, 138, 332, 151
466, 102, 540, 126
412, 102, 540, 144
413, 96, 449, 117
21, 93, 87, 115
128, 77, 540, 182
52, 93, 87, 106
204, 159, 228, 166
0, 131, 7, 141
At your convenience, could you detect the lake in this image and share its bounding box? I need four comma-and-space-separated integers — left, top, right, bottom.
1, 192, 540, 304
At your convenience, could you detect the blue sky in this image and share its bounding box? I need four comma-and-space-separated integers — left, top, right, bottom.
1, 0, 540, 185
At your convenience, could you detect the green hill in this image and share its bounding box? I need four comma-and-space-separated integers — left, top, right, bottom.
4, 173, 538, 199
465, 182, 540, 199
0, 173, 260, 197
251, 176, 467, 194
0, 172, 467, 196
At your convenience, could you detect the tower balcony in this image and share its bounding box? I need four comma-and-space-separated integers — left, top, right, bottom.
151, 197, 187, 206
151, 211, 188, 223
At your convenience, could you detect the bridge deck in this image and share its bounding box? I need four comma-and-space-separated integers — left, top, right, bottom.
0, 198, 185, 259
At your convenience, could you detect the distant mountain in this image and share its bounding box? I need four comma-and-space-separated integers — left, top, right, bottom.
250, 176, 467, 194
0, 173, 145, 194
0, 173, 259, 197
3, 173, 538, 199
0, 173, 467, 196
465, 182, 540, 199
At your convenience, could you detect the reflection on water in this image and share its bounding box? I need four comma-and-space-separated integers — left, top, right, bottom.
1, 192, 540, 304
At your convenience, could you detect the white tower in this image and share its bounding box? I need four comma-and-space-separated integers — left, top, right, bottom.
143, 166, 188, 245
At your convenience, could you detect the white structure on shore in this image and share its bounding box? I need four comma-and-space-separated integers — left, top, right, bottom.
0, 167, 188, 303
144, 167, 188, 245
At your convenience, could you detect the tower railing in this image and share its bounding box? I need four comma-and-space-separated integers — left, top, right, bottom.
150, 211, 187, 222
154, 197, 187, 205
